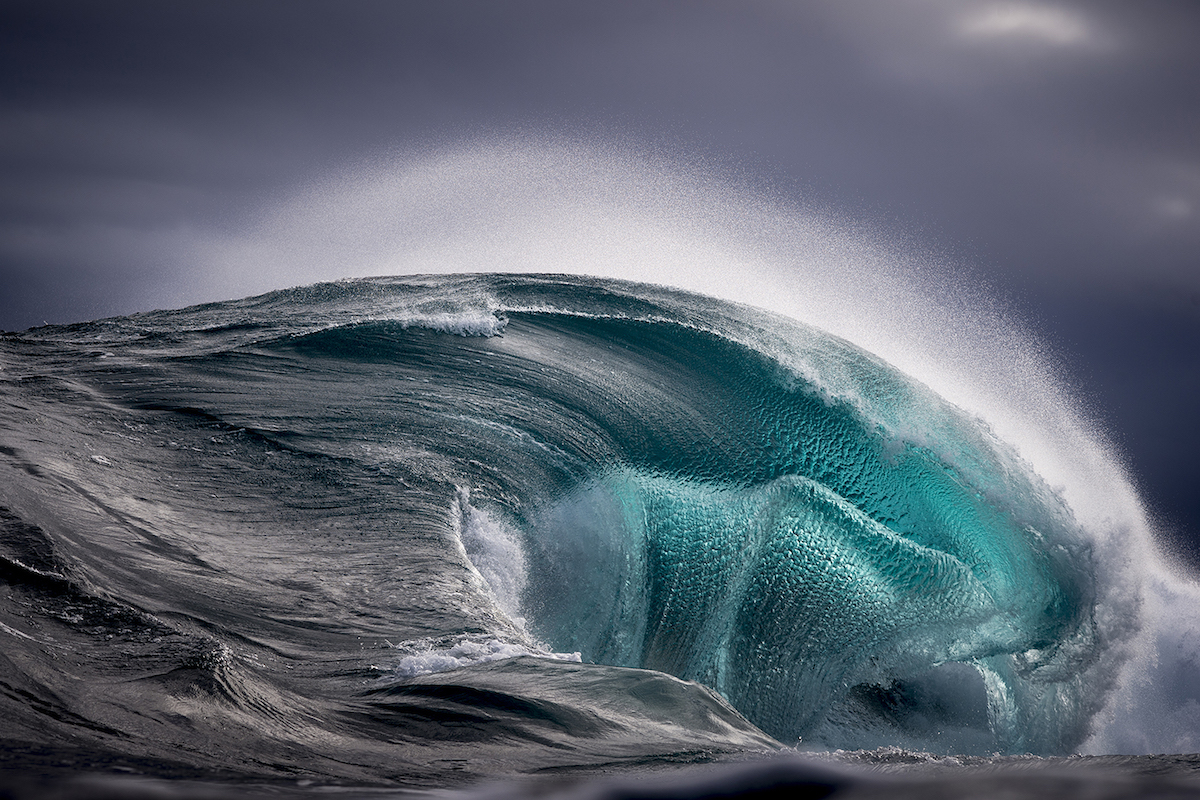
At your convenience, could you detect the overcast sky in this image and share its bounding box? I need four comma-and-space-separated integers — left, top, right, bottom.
2, 0, 1198, 559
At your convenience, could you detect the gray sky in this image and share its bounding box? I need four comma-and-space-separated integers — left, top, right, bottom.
2, 0, 1198, 558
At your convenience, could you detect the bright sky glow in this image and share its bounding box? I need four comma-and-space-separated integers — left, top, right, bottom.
957, 3, 1095, 46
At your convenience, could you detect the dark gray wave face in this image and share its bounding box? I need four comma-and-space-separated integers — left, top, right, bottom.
0, 275, 1136, 790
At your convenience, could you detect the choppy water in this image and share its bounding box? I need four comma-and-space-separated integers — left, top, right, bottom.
1, 274, 1198, 798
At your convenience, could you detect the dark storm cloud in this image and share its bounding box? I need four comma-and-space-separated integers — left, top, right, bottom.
1, 1, 1197, 550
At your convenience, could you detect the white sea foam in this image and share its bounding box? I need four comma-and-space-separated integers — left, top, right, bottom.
456, 490, 527, 626
385, 635, 581, 678
392, 311, 506, 337
204, 140, 1137, 530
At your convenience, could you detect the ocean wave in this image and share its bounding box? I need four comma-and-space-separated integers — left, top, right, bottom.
0, 274, 1194, 792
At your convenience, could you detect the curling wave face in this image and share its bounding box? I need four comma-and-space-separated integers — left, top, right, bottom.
0, 275, 1132, 784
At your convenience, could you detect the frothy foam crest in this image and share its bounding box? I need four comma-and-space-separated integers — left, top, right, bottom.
390, 310, 506, 337
456, 489, 527, 625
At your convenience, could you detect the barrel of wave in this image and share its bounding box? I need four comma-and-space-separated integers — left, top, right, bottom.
520, 456, 1098, 754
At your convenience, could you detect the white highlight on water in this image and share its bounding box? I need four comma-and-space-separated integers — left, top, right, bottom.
202, 135, 1196, 754
386, 635, 580, 679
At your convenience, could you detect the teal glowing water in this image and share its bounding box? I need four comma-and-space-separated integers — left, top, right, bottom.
489, 309, 1098, 753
